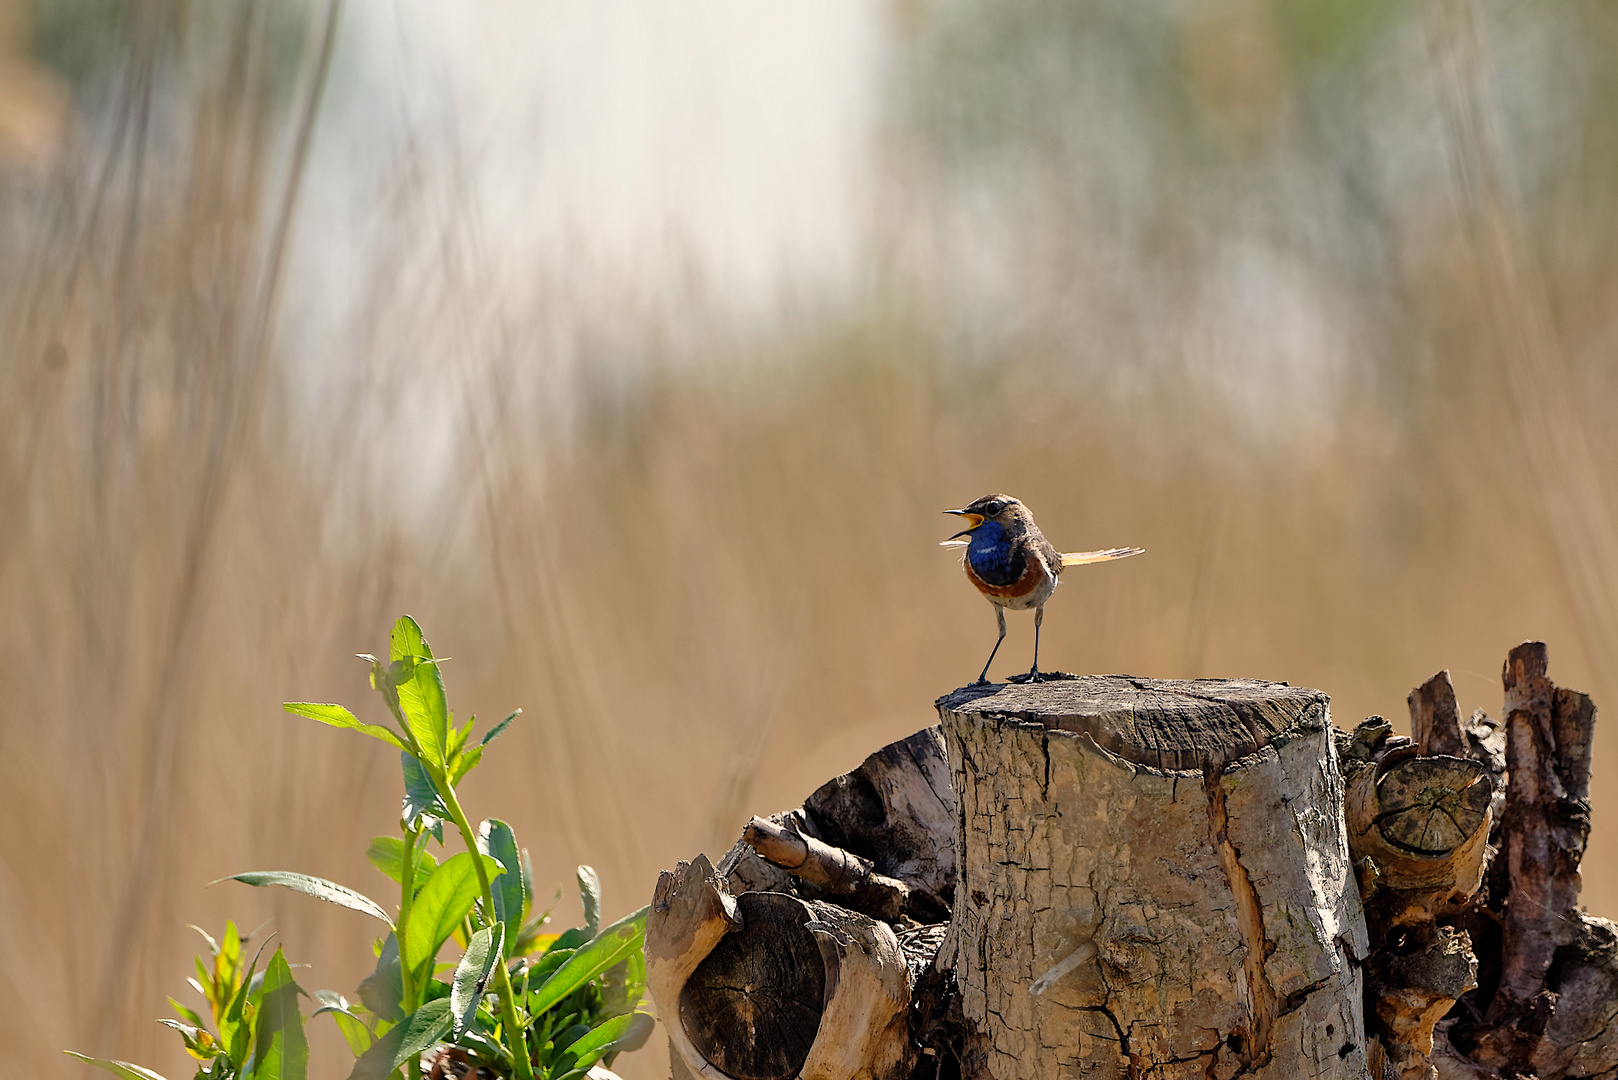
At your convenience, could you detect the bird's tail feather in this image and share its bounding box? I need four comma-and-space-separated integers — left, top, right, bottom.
1061, 547, 1145, 566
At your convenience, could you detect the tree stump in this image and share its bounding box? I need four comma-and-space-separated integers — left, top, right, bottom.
936, 676, 1369, 1080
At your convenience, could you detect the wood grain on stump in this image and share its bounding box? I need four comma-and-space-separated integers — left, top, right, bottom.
1343, 719, 1493, 931
1338, 707, 1493, 1080
681, 893, 827, 1080
937, 675, 1369, 1080
649, 856, 913, 1080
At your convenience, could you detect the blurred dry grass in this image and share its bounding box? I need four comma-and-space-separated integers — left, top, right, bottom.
4, 1, 1618, 1078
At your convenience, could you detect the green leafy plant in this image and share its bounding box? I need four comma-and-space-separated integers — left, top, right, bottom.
68, 921, 308, 1080
69, 616, 653, 1080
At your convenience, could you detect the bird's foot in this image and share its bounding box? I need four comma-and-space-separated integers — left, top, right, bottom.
967, 676, 993, 688
1007, 669, 1079, 684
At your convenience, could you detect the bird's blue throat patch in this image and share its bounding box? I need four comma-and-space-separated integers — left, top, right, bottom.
966, 522, 1026, 586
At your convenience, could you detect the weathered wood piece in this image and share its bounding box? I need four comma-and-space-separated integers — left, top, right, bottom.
654, 732, 955, 1080
1365, 926, 1478, 1080
1493, 643, 1593, 1011
648, 856, 914, 1080
720, 727, 955, 924
1410, 671, 1468, 759
1340, 706, 1491, 1080
1342, 716, 1493, 931
649, 857, 747, 1080
740, 817, 910, 921
1523, 914, 1618, 1079
936, 676, 1369, 1080
1449, 643, 1609, 1079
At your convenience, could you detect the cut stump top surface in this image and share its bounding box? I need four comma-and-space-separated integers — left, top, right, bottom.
936, 674, 1328, 772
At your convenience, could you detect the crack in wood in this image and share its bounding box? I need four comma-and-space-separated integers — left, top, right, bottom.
1203, 762, 1277, 1073
1088, 1002, 1139, 1080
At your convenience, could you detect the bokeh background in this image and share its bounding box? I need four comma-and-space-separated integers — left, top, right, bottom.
4, 0, 1618, 1076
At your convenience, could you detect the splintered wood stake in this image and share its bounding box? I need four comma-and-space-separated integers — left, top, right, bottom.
1409, 669, 1467, 758
1028, 941, 1095, 996
740, 816, 911, 919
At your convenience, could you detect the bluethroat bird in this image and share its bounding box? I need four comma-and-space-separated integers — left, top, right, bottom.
943, 494, 1143, 686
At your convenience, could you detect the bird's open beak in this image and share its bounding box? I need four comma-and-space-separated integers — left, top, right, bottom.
944, 509, 984, 541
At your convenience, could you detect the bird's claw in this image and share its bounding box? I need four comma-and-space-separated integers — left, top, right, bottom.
1007, 668, 1044, 684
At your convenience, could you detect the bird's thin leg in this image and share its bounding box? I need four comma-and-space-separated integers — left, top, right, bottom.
1026, 604, 1044, 681
973, 607, 1007, 687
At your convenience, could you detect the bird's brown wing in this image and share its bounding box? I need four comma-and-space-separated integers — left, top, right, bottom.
1033, 533, 1064, 576
1060, 547, 1145, 567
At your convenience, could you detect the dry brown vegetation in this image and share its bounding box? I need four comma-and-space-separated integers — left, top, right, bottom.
4, 2, 1618, 1078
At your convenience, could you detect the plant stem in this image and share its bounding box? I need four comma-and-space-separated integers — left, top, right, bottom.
398, 823, 423, 1080
437, 775, 536, 1080
398, 825, 419, 1008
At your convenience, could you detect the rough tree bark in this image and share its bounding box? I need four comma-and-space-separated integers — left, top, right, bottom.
646, 646, 1617, 1080
939, 677, 1367, 1080
1443, 645, 1618, 1080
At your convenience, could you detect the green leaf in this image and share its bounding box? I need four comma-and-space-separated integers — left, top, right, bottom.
601, 954, 645, 1018
550, 1012, 656, 1080
252, 949, 309, 1080
215, 920, 243, 998
356, 934, 404, 1024
577, 866, 601, 936
365, 836, 438, 889
312, 992, 375, 1058
361, 652, 405, 735
523, 947, 575, 1000
216, 872, 392, 927
448, 715, 474, 759
478, 820, 524, 954
481, 709, 519, 747
62, 1053, 172, 1080
284, 703, 409, 754
345, 999, 453, 1080
612, 1009, 656, 1054
389, 617, 450, 768
221, 939, 269, 1064
520, 850, 535, 925
156, 1018, 217, 1059
388, 614, 426, 664
450, 744, 483, 784
188, 924, 219, 955
552, 1023, 593, 1064
450, 924, 504, 1039
400, 753, 445, 832
166, 997, 207, 1031
401, 851, 502, 982
457, 1027, 512, 1067
552, 927, 592, 952
527, 906, 648, 1017
512, 916, 552, 960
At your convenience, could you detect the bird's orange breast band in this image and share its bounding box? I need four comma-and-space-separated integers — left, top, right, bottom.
963, 552, 1047, 599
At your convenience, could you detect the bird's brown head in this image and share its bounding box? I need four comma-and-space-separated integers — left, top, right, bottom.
944, 493, 1031, 540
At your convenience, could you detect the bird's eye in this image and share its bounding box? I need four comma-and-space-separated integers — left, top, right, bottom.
984, 501, 1005, 516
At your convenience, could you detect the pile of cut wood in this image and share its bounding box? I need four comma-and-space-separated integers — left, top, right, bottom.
648, 642, 1615, 1080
